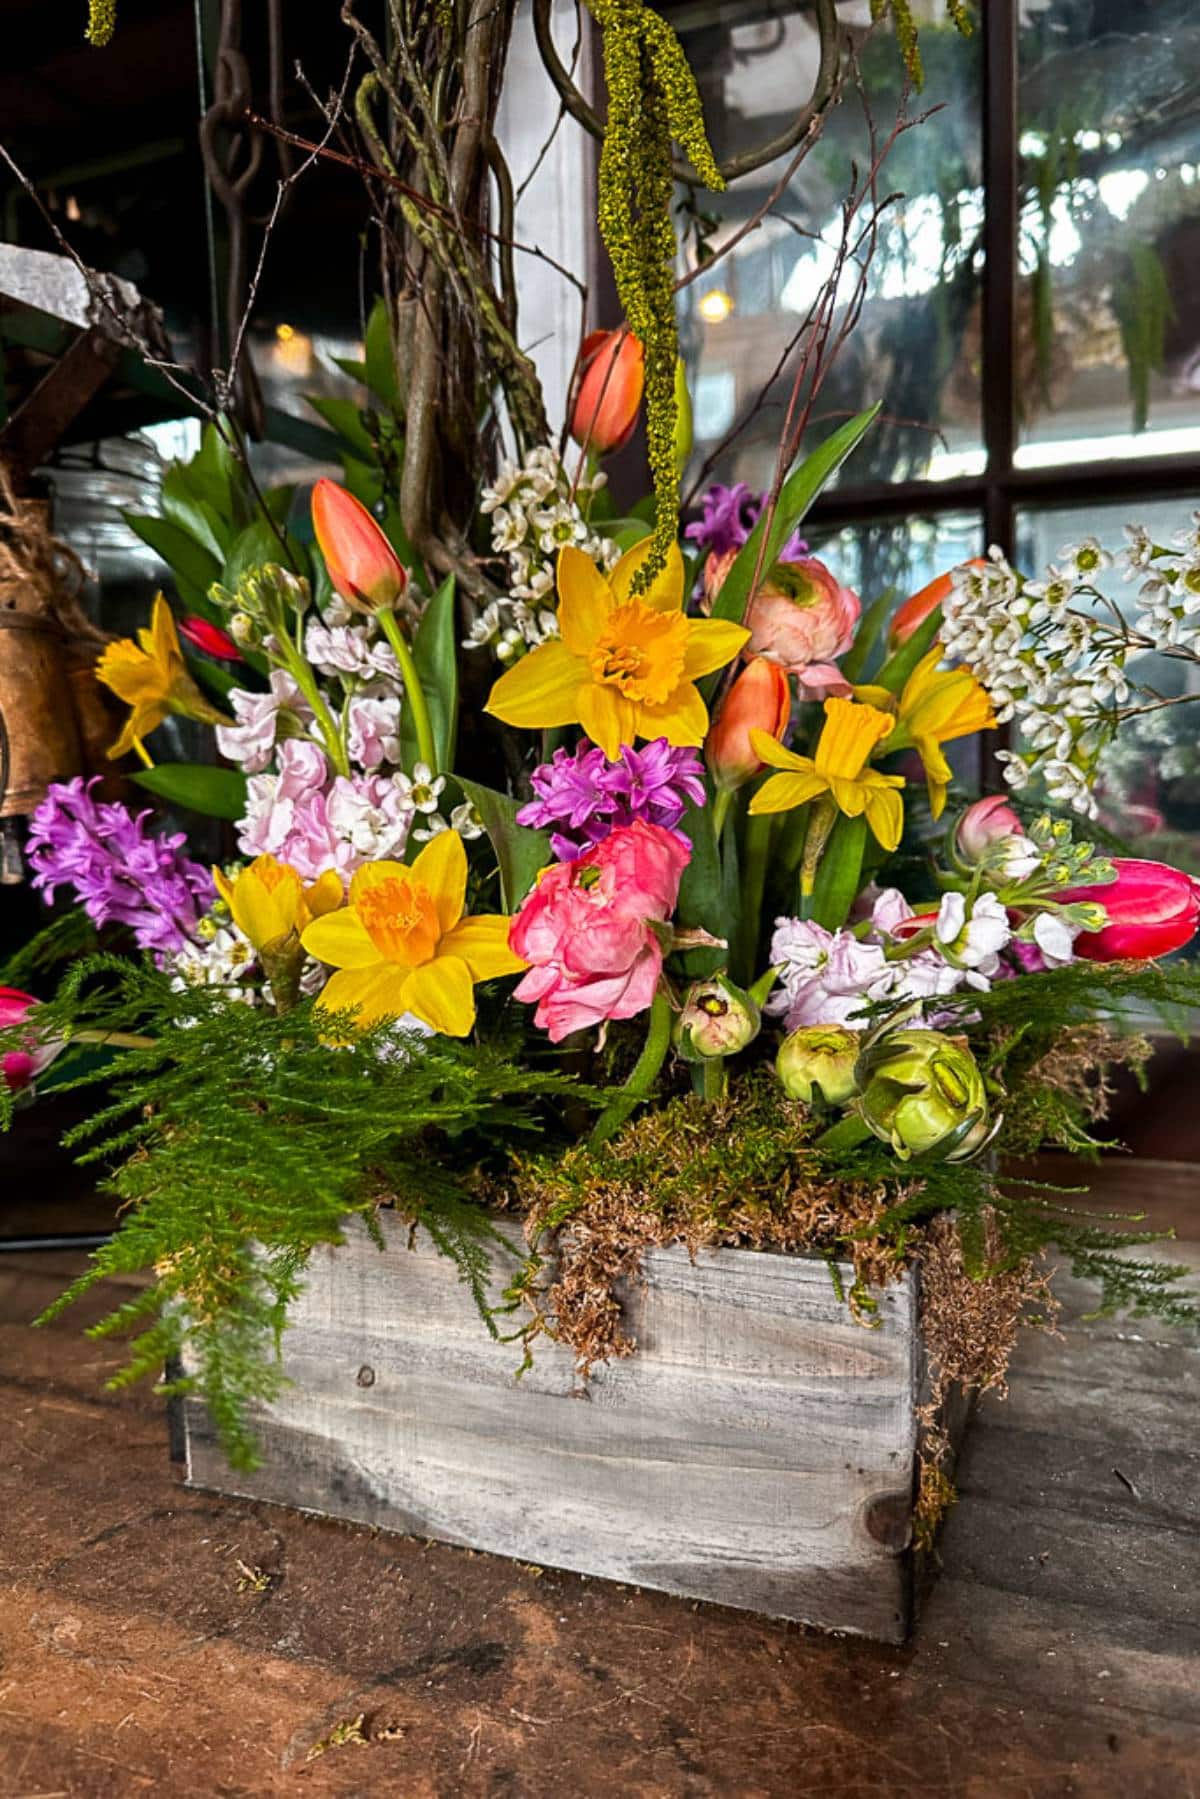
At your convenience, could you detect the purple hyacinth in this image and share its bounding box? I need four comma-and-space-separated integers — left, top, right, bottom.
26, 778, 215, 954
517, 738, 706, 860
684, 481, 808, 562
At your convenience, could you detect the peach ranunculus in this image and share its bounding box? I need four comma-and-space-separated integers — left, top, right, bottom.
508, 820, 688, 1043
744, 557, 860, 696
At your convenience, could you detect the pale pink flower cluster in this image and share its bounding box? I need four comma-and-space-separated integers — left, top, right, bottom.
215, 671, 313, 774
767, 888, 969, 1030
238, 740, 413, 883
304, 596, 401, 683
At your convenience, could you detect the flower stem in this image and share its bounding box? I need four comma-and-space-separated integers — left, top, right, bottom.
269, 630, 350, 777
590, 988, 672, 1148
816, 1110, 873, 1154
711, 786, 733, 841
731, 811, 772, 983
798, 797, 838, 919
702, 1056, 728, 1100
379, 607, 438, 775
73, 1029, 156, 1050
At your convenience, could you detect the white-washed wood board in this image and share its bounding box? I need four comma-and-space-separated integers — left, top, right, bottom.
182, 1213, 963, 1643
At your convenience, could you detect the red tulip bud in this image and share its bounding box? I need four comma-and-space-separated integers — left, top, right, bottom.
178, 616, 243, 661
706, 657, 791, 792
1059, 857, 1200, 961
0, 986, 62, 1093
889, 558, 988, 648
312, 479, 408, 613
569, 328, 645, 456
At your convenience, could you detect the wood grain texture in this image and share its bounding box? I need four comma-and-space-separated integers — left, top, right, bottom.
184, 1214, 931, 1642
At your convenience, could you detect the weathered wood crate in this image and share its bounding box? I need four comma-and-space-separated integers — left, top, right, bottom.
182, 1213, 962, 1643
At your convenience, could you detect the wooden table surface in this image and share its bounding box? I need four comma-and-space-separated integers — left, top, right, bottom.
1, 1158, 1197, 1798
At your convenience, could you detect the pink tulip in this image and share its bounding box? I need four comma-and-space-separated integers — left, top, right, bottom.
706, 658, 791, 792
0, 987, 62, 1093
178, 616, 243, 661
312, 479, 408, 613
1060, 857, 1200, 962
956, 795, 1026, 863
569, 328, 645, 456
509, 820, 688, 1042
744, 557, 860, 692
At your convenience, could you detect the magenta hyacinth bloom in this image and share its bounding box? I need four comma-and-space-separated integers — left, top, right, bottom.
26, 778, 215, 953
685, 482, 808, 562
517, 738, 706, 861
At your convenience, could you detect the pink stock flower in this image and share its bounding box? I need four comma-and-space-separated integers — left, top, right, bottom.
237, 740, 413, 882
509, 820, 688, 1042
215, 671, 313, 774
744, 557, 860, 694
0, 988, 63, 1094
347, 693, 401, 770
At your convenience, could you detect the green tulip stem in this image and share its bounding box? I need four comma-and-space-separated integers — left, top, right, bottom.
733, 811, 772, 982
816, 1111, 873, 1154
711, 786, 734, 841
590, 988, 673, 1147
379, 607, 438, 775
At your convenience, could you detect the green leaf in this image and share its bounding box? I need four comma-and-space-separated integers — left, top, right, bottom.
675, 796, 728, 979
457, 780, 552, 910
400, 577, 458, 772
189, 423, 247, 530
710, 406, 881, 630
184, 652, 244, 704
808, 815, 867, 931
122, 514, 223, 613
307, 395, 375, 459
365, 298, 400, 410
222, 518, 307, 590
608, 517, 653, 552
160, 463, 232, 564
872, 605, 943, 696
331, 355, 368, 384
131, 764, 248, 822
839, 587, 896, 685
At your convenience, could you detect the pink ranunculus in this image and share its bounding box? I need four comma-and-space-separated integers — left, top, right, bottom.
744, 557, 861, 688
509, 820, 689, 1042
1060, 857, 1200, 962
0, 987, 62, 1094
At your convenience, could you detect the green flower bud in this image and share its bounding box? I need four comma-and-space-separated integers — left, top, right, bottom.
675, 975, 760, 1061
776, 1026, 860, 1107
855, 1028, 989, 1163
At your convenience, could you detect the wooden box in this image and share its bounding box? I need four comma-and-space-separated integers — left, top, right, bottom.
181, 1213, 956, 1643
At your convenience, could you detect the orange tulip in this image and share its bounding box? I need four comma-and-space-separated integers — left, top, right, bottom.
706, 657, 791, 792
569, 328, 645, 456
888, 559, 987, 648
312, 479, 408, 613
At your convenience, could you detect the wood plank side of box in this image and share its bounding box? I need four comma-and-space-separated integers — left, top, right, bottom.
181, 1213, 927, 1643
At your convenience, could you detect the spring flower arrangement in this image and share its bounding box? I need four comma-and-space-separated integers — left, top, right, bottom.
5, 375, 1200, 1470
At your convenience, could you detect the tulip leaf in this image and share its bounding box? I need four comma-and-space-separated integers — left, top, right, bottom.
184, 652, 244, 704
456, 780, 552, 911
222, 518, 307, 589
675, 796, 728, 979
807, 814, 867, 931
839, 587, 897, 685
872, 605, 943, 696
608, 517, 653, 552
400, 576, 458, 773
131, 763, 248, 822
160, 464, 232, 563
122, 513, 222, 614
709, 406, 881, 631
365, 298, 401, 411
307, 395, 376, 459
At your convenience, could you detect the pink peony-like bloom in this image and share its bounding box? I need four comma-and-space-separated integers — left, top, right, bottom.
0, 987, 63, 1094
509, 820, 688, 1042
745, 557, 860, 694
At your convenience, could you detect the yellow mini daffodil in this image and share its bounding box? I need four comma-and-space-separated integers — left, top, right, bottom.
857, 647, 996, 820
214, 856, 344, 955
484, 540, 749, 760
300, 831, 525, 1038
97, 594, 230, 762
747, 697, 906, 852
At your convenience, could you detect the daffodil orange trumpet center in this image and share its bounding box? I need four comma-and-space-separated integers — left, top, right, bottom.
589, 601, 688, 705
355, 870, 441, 966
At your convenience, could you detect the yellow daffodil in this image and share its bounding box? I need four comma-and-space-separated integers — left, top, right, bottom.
300, 831, 525, 1037
857, 647, 996, 820
747, 697, 905, 852
97, 594, 230, 763
484, 540, 749, 760
213, 856, 344, 954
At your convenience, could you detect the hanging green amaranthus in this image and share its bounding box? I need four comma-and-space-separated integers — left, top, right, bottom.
587, 0, 724, 589
870, 0, 974, 87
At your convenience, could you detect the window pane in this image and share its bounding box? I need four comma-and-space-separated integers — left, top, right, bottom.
1017, 1, 1200, 466
1016, 497, 1200, 871
671, 3, 983, 495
